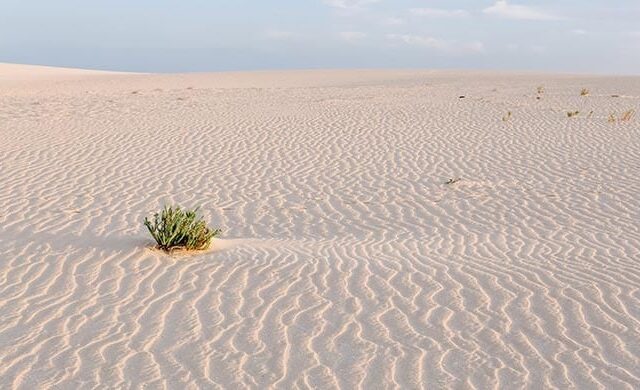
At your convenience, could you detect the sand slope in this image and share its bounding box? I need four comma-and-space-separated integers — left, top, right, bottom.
0, 62, 127, 84
1, 65, 639, 389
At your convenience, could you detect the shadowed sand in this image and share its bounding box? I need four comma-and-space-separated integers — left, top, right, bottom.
1, 64, 639, 389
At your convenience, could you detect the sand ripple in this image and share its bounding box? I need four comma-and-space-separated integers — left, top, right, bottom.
1, 69, 639, 389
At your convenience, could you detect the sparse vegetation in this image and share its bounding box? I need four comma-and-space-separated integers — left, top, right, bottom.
502, 111, 512, 122
144, 205, 221, 252
608, 110, 636, 123
537, 86, 545, 95
580, 88, 590, 96
567, 111, 580, 118
445, 177, 461, 185
621, 109, 636, 122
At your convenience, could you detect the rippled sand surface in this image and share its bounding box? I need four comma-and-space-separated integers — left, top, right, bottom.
1, 64, 639, 389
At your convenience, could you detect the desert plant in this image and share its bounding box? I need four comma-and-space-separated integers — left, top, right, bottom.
620, 109, 636, 122
580, 88, 590, 96
608, 110, 636, 123
502, 111, 512, 121
537, 86, 545, 94
445, 177, 461, 185
144, 205, 221, 251
567, 111, 580, 118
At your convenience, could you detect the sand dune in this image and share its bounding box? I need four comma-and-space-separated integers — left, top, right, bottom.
0, 62, 127, 84
1, 64, 639, 389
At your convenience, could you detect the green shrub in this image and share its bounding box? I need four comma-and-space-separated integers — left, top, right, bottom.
144, 205, 221, 251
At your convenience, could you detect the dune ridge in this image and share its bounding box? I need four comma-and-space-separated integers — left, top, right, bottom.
0, 65, 639, 389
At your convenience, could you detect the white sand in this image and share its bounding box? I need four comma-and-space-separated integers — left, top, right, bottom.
0, 62, 126, 83
1, 63, 639, 389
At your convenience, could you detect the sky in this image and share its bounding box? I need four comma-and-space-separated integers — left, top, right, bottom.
1, 0, 639, 74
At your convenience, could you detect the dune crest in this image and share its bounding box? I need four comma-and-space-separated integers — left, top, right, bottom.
0, 62, 130, 83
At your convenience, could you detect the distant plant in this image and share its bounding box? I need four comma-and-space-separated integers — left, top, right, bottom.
608, 110, 636, 123
445, 177, 461, 185
537, 86, 545, 94
502, 111, 512, 121
580, 88, 590, 96
144, 205, 221, 251
620, 109, 636, 122
567, 111, 580, 118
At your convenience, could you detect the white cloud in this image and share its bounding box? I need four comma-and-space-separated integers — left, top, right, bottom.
324, 0, 380, 9
410, 8, 470, 18
339, 31, 367, 42
387, 34, 484, 53
466, 41, 486, 53
483, 1, 561, 21
387, 34, 448, 50
570, 29, 588, 35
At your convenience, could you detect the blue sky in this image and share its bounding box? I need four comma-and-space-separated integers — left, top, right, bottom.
1, 1, 639, 73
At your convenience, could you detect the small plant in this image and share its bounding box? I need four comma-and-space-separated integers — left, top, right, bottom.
587, 110, 594, 119
567, 111, 580, 118
608, 110, 636, 123
580, 88, 590, 96
144, 205, 221, 251
537, 86, 545, 94
620, 109, 636, 122
445, 177, 461, 185
502, 111, 512, 121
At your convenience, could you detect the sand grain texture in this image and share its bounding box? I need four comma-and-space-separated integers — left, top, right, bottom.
1, 65, 640, 389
